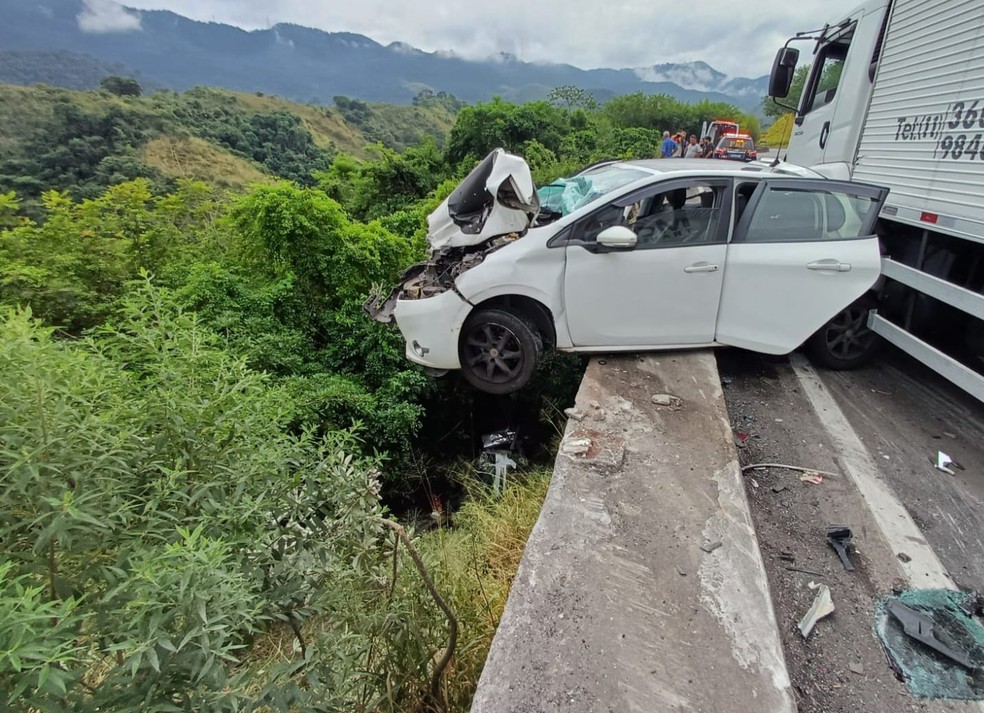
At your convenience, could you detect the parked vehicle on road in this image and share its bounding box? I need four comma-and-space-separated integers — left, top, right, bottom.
768, 0, 984, 401
714, 133, 758, 162
366, 149, 888, 394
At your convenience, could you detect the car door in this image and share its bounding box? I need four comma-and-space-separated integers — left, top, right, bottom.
715, 178, 888, 354
562, 178, 732, 347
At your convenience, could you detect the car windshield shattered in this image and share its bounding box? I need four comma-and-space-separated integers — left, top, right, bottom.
537, 165, 650, 218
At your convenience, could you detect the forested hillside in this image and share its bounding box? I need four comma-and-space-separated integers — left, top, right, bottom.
0, 82, 458, 205
0, 81, 760, 712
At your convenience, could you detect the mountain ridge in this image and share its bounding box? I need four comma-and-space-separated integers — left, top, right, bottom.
0, 0, 768, 109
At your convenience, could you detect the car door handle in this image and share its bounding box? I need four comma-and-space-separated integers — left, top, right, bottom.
807, 259, 851, 272
684, 262, 719, 273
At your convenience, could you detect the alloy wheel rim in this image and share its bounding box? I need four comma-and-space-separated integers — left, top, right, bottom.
463, 323, 523, 383
823, 307, 875, 360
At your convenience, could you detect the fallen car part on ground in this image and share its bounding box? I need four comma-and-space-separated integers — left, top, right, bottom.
477, 429, 521, 495
798, 583, 835, 638
887, 600, 975, 670
875, 589, 984, 700
826, 525, 855, 571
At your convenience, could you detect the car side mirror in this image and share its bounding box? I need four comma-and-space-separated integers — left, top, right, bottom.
596, 225, 637, 250
769, 47, 800, 98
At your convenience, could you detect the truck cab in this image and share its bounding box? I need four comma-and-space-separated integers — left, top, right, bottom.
767, 0, 984, 403
770, 0, 890, 178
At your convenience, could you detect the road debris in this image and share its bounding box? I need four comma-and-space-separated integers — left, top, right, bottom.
800, 473, 824, 485
563, 407, 585, 421
876, 589, 984, 699
784, 565, 826, 577
772, 483, 788, 493
562, 437, 591, 457
676, 565, 687, 577
651, 393, 683, 409
849, 662, 865, 675
934, 451, 964, 475
827, 526, 856, 571
700, 541, 723, 553
798, 583, 834, 638
897, 552, 912, 563
887, 600, 975, 669
479, 429, 520, 494
734, 431, 750, 448
740, 462, 840, 478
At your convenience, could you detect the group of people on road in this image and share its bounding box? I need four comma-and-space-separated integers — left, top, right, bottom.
659, 131, 716, 159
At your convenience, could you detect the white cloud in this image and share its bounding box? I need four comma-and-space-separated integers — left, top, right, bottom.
77, 0, 142, 33
122, 0, 859, 76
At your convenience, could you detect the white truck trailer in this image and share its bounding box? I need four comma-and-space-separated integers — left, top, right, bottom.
768, 0, 984, 401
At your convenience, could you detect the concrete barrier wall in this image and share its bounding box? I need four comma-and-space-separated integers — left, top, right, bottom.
470, 352, 795, 713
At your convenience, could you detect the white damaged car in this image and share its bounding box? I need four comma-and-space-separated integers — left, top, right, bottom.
366, 149, 888, 394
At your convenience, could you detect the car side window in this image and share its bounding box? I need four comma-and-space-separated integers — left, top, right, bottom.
569, 182, 728, 249
739, 185, 879, 242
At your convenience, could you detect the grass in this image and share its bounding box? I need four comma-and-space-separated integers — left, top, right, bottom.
225, 91, 372, 157
239, 467, 551, 712
141, 134, 272, 188
419, 468, 551, 712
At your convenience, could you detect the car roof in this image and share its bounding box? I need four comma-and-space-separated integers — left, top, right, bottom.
611, 158, 819, 179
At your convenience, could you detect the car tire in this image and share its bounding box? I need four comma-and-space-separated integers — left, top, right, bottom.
806, 294, 881, 370
459, 308, 542, 394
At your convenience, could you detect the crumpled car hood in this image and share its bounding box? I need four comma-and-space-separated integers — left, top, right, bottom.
364, 149, 538, 324
427, 148, 539, 249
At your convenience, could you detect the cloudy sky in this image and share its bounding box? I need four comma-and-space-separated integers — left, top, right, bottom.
114, 0, 858, 77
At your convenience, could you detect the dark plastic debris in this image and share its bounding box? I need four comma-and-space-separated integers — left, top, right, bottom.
887, 600, 975, 669
827, 525, 855, 571
875, 589, 984, 700
482, 429, 519, 451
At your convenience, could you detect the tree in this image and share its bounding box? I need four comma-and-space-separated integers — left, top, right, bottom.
444, 98, 571, 166
548, 85, 598, 111
100, 75, 142, 97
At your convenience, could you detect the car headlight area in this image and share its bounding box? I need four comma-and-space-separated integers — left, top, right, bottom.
393, 289, 471, 370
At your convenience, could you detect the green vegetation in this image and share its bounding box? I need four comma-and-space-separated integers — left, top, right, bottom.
0, 79, 761, 711
0, 50, 132, 91
0, 84, 458, 209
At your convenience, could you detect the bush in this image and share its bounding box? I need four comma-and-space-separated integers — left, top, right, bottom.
0, 286, 438, 711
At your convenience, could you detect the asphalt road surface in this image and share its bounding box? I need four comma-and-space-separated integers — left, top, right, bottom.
717, 346, 984, 713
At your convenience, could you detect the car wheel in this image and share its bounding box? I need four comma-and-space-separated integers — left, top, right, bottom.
459, 308, 542, 394
806, 295, 881, 370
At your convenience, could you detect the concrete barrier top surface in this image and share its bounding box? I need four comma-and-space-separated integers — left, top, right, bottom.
470, 352, 795, 713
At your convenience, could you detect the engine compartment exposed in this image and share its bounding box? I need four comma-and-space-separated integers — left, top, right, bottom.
364, 233, 521, 323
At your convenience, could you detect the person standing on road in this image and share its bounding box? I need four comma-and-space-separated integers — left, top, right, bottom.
684, 134, 702, 158
673, 132, 686, 157
660, 131, 678, 158
701, 137, 716, 158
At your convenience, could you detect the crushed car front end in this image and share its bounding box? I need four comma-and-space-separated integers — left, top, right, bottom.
364, 148, 540, 370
